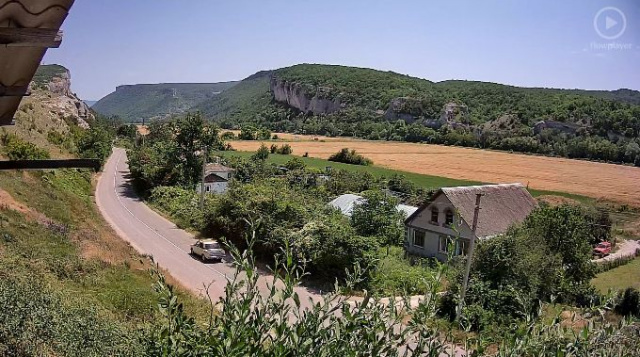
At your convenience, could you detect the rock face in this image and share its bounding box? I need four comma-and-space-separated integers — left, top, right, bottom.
270, 77, 343, 115
40, 68, 93, 128
533, 120, 581, 135
384, 97, 421, 123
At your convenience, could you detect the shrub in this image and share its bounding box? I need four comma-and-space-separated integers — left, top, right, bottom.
220, 131, 236, 140
284, 157, 306, 171
614, 288, 640, 317
270, 144, 278, 154
1, 133, 50, 160
328, 148, 373, 166
251, 144, 270, 161
276, 144, 292, 155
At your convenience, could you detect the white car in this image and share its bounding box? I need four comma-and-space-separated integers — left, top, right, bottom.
190, 240, 225, 262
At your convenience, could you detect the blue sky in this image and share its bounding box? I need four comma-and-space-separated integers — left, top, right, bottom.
44, 0, 640, 100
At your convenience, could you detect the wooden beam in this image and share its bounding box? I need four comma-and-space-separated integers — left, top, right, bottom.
0, 159, 101, 171
0, 28, 62, 48
0, 84, 30, 97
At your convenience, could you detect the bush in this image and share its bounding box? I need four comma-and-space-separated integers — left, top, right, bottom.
220, 131, 236, 140
276, 143, 293, 155
270, 144, 278, 154
149, 186, 204, 229
368, 247, 435, 295
328, 148, 373, 166
0, 276, 142, 356
1, 133, 50, 160
251, 144, 270, 160
614, 288, 640, 317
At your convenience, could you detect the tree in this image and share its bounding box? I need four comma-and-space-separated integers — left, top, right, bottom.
351, 190, 404, 251
251, 144, 270, 161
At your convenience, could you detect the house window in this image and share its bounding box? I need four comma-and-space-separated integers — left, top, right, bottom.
439, 236, 452, 253
430, 208, 439, 224
205, 186, 211, 192
457, 240, 469, 256
444, 209, 454, 227
413, 230, 425, 248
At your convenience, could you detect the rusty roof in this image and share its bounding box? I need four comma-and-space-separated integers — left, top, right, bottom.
0, 0, 74, 125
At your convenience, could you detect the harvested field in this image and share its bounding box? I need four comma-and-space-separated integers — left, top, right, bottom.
230, 136, 640, 206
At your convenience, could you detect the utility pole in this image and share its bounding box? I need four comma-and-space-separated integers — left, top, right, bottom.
199, 146, 208, 210
457, 193, 483, 320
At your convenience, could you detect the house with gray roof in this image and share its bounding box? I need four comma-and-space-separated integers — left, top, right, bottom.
404, 183, 537, 261
196, 163, 235, 195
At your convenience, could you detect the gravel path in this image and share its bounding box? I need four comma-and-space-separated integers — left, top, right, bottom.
593, 240, 640, 263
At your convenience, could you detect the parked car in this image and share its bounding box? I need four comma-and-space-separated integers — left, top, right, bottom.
593, 241, 612, 258
190, 240, 225, 262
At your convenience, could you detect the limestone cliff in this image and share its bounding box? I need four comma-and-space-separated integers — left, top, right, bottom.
31, 66, 93, 128
270, 77, 344, 115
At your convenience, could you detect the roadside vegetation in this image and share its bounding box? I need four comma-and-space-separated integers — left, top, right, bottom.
0, 110, 208, 355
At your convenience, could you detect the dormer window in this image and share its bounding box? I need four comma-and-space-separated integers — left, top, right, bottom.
444, 209, 454, 227
430, 208, 439, 224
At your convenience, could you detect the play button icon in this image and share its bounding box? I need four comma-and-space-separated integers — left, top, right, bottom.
594, 7, 627, 40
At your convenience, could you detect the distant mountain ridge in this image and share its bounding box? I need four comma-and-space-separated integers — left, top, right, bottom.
193, 63, 640, 166
92, 81, 238, 122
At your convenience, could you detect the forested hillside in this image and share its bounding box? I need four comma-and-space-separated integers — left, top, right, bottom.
93, 81, 238, 122
197, 64, 640, 166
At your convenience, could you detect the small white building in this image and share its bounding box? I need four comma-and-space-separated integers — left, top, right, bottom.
328, 193, 418, 218
196, 163, 234, 195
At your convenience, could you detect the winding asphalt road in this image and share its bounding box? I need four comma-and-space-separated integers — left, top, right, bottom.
95, 148, 320, 305
96, 148, 465, 356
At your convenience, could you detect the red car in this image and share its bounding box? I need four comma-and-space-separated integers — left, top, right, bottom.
593, 241, 612, 258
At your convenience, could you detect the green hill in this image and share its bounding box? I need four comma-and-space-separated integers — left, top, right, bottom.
92, 82, 238, 122
196, 63, 640, 166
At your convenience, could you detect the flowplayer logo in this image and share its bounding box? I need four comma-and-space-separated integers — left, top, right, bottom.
593, 7, 627, 40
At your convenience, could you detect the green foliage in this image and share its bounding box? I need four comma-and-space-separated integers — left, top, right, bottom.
196, 64, 640, 166
32, 64, 68, 89
1, 132, 50, 160
127, 113, 224, 194
613, 288, 640, 317
351, 190, 404, 247
368, 247, 437, 295
75, 124, 113, 165
284, 157, 306, 171
239, 126, 271, 140
117, 123, 138, 139
328, 148, 373, 166
149, 186, 203, 229
92, 82, 238, 122
277, 143, 293, 155
220, 131, 236, 140
0, 275, 142, 356
251, 143, 270, 161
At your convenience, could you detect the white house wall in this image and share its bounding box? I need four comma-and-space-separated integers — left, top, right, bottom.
405, 193, 474, 261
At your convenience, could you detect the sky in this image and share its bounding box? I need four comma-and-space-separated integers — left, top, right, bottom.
43, 0, 640, 100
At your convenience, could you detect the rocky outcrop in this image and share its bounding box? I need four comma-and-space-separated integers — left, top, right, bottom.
36, 68, 93, 128
270, 77, 344, 115
533, 120, 581, 135
384, 97, 421, 123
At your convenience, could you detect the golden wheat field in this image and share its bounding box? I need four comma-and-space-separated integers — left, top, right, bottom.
230, 133, 640, 206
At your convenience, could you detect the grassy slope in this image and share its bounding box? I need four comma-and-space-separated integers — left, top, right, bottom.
212, 148, 590, 202
93, 82, 239, 122
194, 72, 274, 120
0, 169, 207, 320
592, 258, 640, 293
